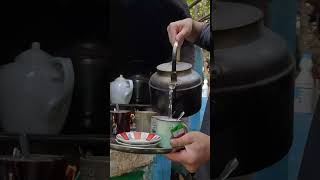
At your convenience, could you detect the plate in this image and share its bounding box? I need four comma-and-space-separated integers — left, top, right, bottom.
115, 139, 160, 148
110, 138, 185, 154
111, 143, 172, 154
116, 132, 161, 145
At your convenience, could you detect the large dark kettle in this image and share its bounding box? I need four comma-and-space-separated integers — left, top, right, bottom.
61, 41, 110, 134
0, 42, 74, 134
129, 74, 150, 104
212, 2, 295, 178
149, 42, 202, 117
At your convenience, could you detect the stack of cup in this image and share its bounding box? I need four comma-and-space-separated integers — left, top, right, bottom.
133, 111, 158, 133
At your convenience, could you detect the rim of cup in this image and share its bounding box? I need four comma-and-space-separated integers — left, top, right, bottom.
110, 110, 131, 113
152, 116, 181, 122
135, 110, 158, 114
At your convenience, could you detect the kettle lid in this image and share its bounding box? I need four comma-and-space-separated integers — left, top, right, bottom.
213, 2, 263, 31
157, 62, 192, 72
14, 42, 51, 62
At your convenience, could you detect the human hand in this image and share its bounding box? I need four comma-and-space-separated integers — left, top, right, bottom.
167, 18, 205, 47
167, 18, 193, 46
164, 131, 210, 173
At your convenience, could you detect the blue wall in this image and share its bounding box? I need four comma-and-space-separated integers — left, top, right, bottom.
268, 0, 298, 54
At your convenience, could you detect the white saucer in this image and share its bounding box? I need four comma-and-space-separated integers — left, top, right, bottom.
116, 132, 161, 145
115, 139, 160, 148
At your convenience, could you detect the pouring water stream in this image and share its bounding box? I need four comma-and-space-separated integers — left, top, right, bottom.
168, 83, 176, 119
168, 41, 179, 119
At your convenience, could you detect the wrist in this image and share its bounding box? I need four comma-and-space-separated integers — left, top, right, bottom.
188, 20, 205, 43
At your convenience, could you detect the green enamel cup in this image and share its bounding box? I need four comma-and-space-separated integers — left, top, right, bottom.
153, 116, 188, 148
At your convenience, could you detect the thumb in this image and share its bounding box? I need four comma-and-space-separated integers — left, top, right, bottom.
170, 133, 195, 147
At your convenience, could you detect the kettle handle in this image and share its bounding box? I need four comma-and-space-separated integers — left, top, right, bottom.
171, 41, 180, 83
52, 57, 74, 102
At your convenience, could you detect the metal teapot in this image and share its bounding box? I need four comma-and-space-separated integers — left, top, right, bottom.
149, 42, 202, 117
129, 74, 150, 104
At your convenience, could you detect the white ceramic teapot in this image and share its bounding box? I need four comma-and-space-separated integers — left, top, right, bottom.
0, 42, 74, 134
110, 75, 133, 104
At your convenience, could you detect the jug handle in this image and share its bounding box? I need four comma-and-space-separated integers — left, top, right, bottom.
124, 79, 133, 97
52, 57, 75, 102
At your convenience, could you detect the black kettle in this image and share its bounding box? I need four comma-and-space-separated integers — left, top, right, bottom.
149, 42, 202, 117
129, 74, 150, 104
61, 41, 110, 134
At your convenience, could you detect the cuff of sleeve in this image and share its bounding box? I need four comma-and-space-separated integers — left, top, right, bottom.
194, 24, 211, 51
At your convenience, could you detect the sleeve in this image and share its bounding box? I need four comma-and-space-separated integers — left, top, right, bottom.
163, 0, 191, 20
194, 24, 212, 51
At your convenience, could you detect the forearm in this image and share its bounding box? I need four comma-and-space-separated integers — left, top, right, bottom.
188, 20, 206, 43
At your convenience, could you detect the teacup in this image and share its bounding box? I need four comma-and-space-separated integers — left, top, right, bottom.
133, 111, 158, 132
110, 110, 132, 134
153, 116, 188, 148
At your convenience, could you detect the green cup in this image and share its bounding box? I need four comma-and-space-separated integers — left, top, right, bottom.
153, 116, 188, 148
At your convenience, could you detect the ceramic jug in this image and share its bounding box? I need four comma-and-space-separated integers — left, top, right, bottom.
0, 42, 74, 134
110, 75, 133, 104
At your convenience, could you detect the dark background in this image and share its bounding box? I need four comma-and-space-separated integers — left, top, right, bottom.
0, 0, 110, 156
0, 0, 191, 154
1, 0, 109, 66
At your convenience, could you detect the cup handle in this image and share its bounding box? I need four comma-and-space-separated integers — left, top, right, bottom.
125, 80, 133, 97
130, 113, 135, 124
182, 122, 189, 133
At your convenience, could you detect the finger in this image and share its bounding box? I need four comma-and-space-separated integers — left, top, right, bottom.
175, 27, 189, 44
164, 153, 177, 161
165, 152, 198, 173
167, 23, 178, 46
164, 149, 190, 162
171, 133, 195, 147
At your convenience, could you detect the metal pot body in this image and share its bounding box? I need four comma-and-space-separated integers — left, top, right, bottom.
212, 72, 294, 177
212, 2, 295, 178
149, 85, 202, 117
62, 41, 110, 134
149, 67, 202, 117
129, 74, 150, 104
78, 58, 109, 133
